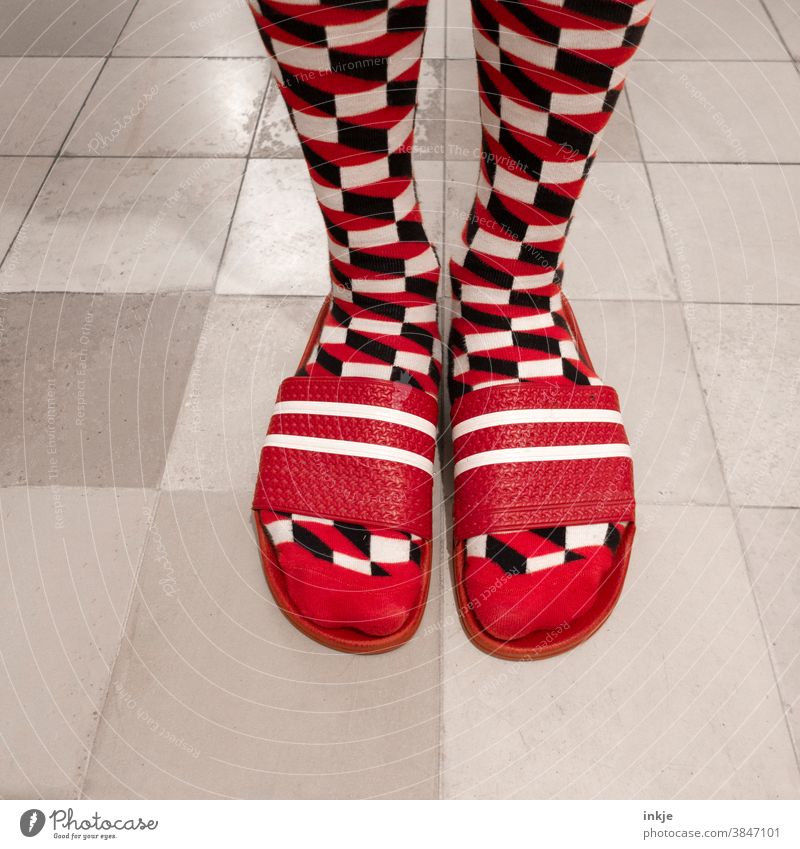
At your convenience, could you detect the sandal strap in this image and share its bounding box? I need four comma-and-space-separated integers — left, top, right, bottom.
451, 383, 635, 539
253, 376, 438, 539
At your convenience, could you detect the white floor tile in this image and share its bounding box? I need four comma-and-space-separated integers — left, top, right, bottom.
0, 487, 156, 798
216, 159, 328, 296
565, 162, 675, 301
0, 157, 51, 260
446, 0, 473, 60
444, 59, 480, 160
0, 157, 244, 293
416, 60, 446, 161
737, 507, 800, 751
629, 61, 800, 163
572, 300, 726, 505
83, 490, 441, 799
761, 0, 800, 60
441, 505, 800, 798
0, 0, 136, 57
114, 0, 265, 58
217, 159, 443, 296
689, 303, 800, 507
0, 57, 102, 155
650, 163, 800, 303
641, 0, 787, 60
64, 57, 269, 157
162, 296, 324, 491
252, 78, 300, 159
424, 0, 446, 60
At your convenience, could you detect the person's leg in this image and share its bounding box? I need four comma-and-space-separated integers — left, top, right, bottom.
249, 0, 439, 636
450, 0, 654, 640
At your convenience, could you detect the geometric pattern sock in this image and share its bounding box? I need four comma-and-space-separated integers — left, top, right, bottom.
451, 0, 654, 637
249, 0, 440, 633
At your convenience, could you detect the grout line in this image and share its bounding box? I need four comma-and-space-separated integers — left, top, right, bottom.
7, 153, 800, 166
72, 0, 150, 799
77, 487, 162, 799
4, 54, 800, 63
2, 287, 798, 308
731, 506, 800, 778
756, 0, 796, 62
0, 0, 143, 276
621, 85, 682, 304
208, 64, 271, 295
628, 58, 800, 781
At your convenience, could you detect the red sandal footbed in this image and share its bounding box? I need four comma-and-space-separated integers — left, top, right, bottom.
252, 297, 437, 654
450, 293, 636, 660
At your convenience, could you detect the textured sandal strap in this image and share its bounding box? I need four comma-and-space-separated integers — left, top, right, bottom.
253, 376, 438, 539
451, 383, 635, 539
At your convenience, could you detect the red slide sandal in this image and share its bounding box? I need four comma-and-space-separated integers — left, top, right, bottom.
450, 295, 636, 660
252, 299, 438, 654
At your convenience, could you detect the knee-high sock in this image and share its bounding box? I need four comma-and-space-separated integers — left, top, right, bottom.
249, 0, 440, 635
451, 0, 654, 639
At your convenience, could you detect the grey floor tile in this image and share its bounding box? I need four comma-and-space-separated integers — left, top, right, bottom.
737, 507, 800, 752
83, 490, 441, 799
163, 296, 324, 491
215, 159, 328, 296
640, 0, 787, 60
0, 0, 136, 57
252, 78, 300, 159
0, 157, 52, 260
424, 0, 446, 60
443, 161, 675, 300
0, 57, 103, 155
114, 0, 265, 58
417, 160, 445, 253
0, 157, 244, 293
444, 59, 480, 161
572, 300, 726, 505
416, 60, 446, 161
650, 163, 800, 304
446, 0, 473, 60
600, 90, 642, 164
564, 162, 675, 301
0, 292, 209, 488
762, 0, 800, 60
441, 505, 800, 799
64, 57, 269, 157
0, 486, 156, 798
445, 60, 640, 162
688, 303, 800, 507
443, 159, 476, 268
628, 61, 800, 163
217, 160, 443, 296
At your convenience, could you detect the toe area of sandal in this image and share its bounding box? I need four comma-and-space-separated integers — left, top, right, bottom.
453, 524, 635, 659
462, 542, 617, 641
256, 517, 431, 653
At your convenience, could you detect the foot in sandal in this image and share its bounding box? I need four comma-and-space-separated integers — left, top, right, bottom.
447, 0, 653, 657
249, 0, 441, 650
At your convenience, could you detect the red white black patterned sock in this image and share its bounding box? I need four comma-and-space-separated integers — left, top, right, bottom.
249, 0, 440, 634
450, 0, 654, 638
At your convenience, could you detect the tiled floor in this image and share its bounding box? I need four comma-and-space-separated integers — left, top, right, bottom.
1, 0, 799, 800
